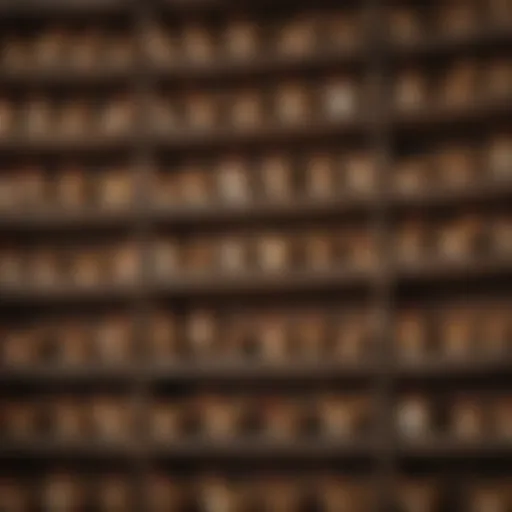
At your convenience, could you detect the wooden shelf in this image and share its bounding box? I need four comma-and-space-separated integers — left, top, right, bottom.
396, 439, 512, 459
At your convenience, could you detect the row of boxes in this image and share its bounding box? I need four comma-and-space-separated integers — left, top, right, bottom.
0, 96, 133, 137
396, 394, 512, 440
0, 242, 139, 287
396, 213, 512, 263
395, 134, 512, 193
0, 166, 133, 211
394, 58, 512, 111
396, 304, 511, 360
389, 0, 512, 43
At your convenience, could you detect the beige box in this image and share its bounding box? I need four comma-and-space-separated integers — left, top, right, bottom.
216, 156, 250, 204
394, 69, 428, 111
344, 153, 376, 193
146, 25, 175, 66
439, 60, 479, 107
276, 16, 317, 57
58, 100, 90, 137
396, 311, 428, 360
99, 97, 133, 136
389, 7, 423, 43
110, 244, 139, 284
224, 20, 259, 60
451, 396, 483, 440
43, 473, 84, 511
322, 76, 357, 120
91, 398, 130, 441
97, 169, 133, 209
94, 315, 132, 363
394, 158, 430, 193
24, 96, 53, 136
396, 395, 431, 439
57, 166, 87, 209
229, 90, 262, 129
440, 308, 473, 358
257, 234, 288, 272
488, 134, 512, 180
275, 83, 310, 125
437, 215, 483, 261
260, 153, 293, 200
179, 165, 210, 205
151, 402, 182, 441
182, 24, 215, 63
305, 153, 335, 198
186, 310, 217, 356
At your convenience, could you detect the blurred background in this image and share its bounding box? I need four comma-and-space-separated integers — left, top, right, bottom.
0, 0, 511, 510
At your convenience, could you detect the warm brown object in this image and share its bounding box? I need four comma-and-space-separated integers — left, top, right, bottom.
153, 171, 178, 207
52, 397, 87, 439
2, 401, 35, 439
488, 134, 512, 180
1, 329, 33, 366
229, 90, 262, 129
1, 37, 28, 70
486, 58, 512, 99
151, 95, 177, 133
224, 20, 259, 60
196, 476, 240, 512
216, 156, 250, 203
182, 24, 214, 63
437, 215, 483, 261
17, 165, 46, 207
185, 92, 217, 130
389, 7, 423, 43
491, 397, 512, 439
153, 239, 180, 278
149, 311, 178, 358
71, 250, 102, 287
396, 395, 431, 439
491, 214, 512, 255
179, 165, 210, 205
259, 477, 302, 511
440, 308, 473, 358
110, 244, 139, 283
24, 96, 53, 136
151, 402, 181, 440
333, 313, 369, 361
260, 153, 293, 200
42, 473, 83, 511
277, 16, 316, 57
396, 311, 428, 360
322, 76, 357, 120
305, 153, 335, 198
480, 307, 509, 356
146, 25, 175, 66
99, 97, 133, 135
434, 145, 475, 187
94, 315, 132, 363
394, 158, 430, 193
470, 484, 508, 512
0, 98, 13, 135
451, 396, 483, 440
57, 166, 87, 208
304, 232, 333, 270
217, 236, 247, 273
146, 476, 184, 511
320, 478, 372, 512
58, 100, 90, 137
394, 69, 428, 111
103, 34, 133, 70
0, 479, 26, 511
275, 83, 310, 125
0, 174, 17, 210
257, 234, 288, 272
71, 29, 101, 70
31, 248, 60, 286
185, 238, 213, 273
91, 398, 130, 441
318, 395, 370, 438
398, 481, 439, 512
324, 11, 360, 49
97, 476, 132, 511
439, 59, 479, 107
186, 310, 217, 356
263, 397, 299, 439
201, 395, 243, 438
344, 153, 376, 193
292, 311, 325, 359
35, 29, 66, 67
97, 169, 133, 209
58, 321, 91, 364
257, 313, 289, 361
437, 1, 477, 36
0, 249, 23, 284
489, 0, 512, 25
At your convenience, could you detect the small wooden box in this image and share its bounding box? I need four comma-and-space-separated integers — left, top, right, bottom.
451, 396, 483, 440
94, 315, 132, 363
70, 250, 102, 287
440, 308, 474, 358
96, 476, 132, 511
488, 134, 512, 180
57, 166, 87, 209
42, 473, 83, 511
437, 215, 484, 260
58, 100, 90, 137
229, 90, 262, 129
439, 60, 479, 107
224, 20, 259, 60
396, 311, 428, 360
395, 69, 428, 110
149, 311, 178, 358
91, 398, 130, 441
153, 239, 180, 278
305, 153, 335, 198
216, 156, 250, 204
389, 7, 423, 43
394, 158, 430, 193
185, 92, 217, 130
99, 97, 133, 135
257, 234, 288, 272
52, 397, 86, 439
276, 16, 317, 57
260, 153, 293, 200
275, 83, 310, 125
186, 310, 217, 356
322, 76, 357, 120
97, 169, 133, 209
182, 24, 215, 63
179, 165, 210, 205
396, 395, 431, 439
257, 314, 289, 361
344, 153, 376, 193
151, 402, 182, 440
217, 236, 248, 273
199, 395, 242, 439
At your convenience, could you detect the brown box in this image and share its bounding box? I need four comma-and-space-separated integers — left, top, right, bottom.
437, 215, 483, 261
0, 249, 23, 285
42, 473, 83, 511
198, 395, 242, 438
257, 313, 289, 361
258, 478, 302, 511
439, 60, 479, 107
1, 329, 34, 366
24, 96, 53, 136
217, 236, 247, 273
275, 83, 310, 125
333, 313, 369, 361
491, 397, 512, 439
99, 97, 133, 135
398, 481, 439, 512
224, 20, 259, 60
396, 311, 428, 360
58, 321, 91, 364
185, 238, 213, 273
263, 397, 299, 439
2, 401, 35, 439
146, 476, 184, 511
186, 310, 217, 356
344, 153, 376, 193
151, 96, 177, 133
96, 476, 132, 511
185, 92, 217, 130
318, 395, 370, 438
0, 98, 13, 135
324, 11, 360, 50
437, 1, 477, 36
94, 315, 132, 363
396, 219, 429, 263
71, 29, 101, 70
257, 234, 288, 272
451, 396, 483, 440
31, 248, 60, 286
58, 100, 90, 137
276, 16, 316, 57
396, 395, 431, 439
151, 402, 182, 441
216, 156, 250, 203
153, 171, 178, 207
71, 250, 102, 288
97, 169, 133, 209
229, 90, 262, 129
57, 166, 87, 209
35, 29, 66, 67
389, 7, 423, 43
434, 145, 475, 187
470, 484, 508, 512
394, 69, 428, 111
292, 311, 325, 358
260, 153, 293, 200
91, 398, 130, 441
0, 479, 26, 511
304, 232, 333, 270
52, 397, 86, 439
146, 25, 175, 66
486, 58, 512, 99
149, 311, 178, 358
305, 153, 335, 198
440, 308, 473, 359
182, 24, 215, 63
320, 479, 371, 512
153, 239, 180, 278
491, 214, 512, 255
110, 244, 139, 283
17, 165, 46, 207
480, 307, 509, 356
322, 76, 357, 120
179, 165, 210, 205
488, 134, 512, 180
394, 158, 430, 193
196, 476, 240, 512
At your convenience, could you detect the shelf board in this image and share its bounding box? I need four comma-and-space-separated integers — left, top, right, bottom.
149, 438, 375, 460
396, 439, 512, 459
0, 0, 129, 18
